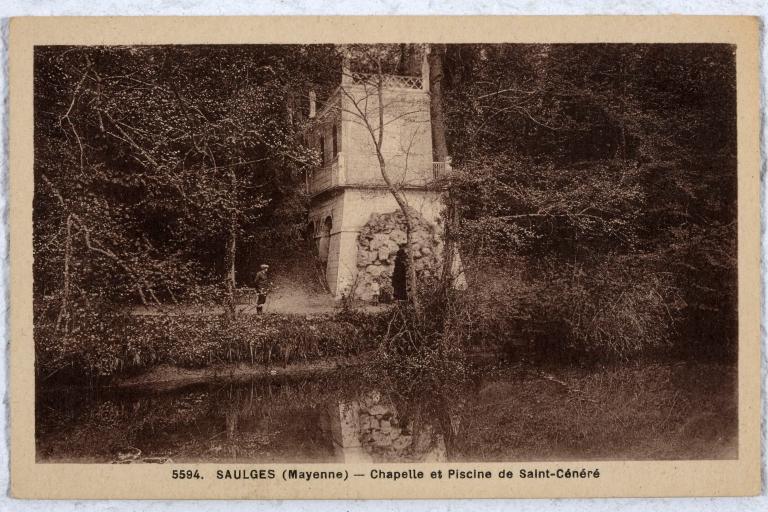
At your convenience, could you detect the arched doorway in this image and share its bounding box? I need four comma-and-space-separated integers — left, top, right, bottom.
318, 216, 332, 262
392, 246, 408, 301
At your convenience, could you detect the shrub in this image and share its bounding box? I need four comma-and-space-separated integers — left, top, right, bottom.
368, 303, 470, 401
536, 257, 683, 359
452, 255, 683, 361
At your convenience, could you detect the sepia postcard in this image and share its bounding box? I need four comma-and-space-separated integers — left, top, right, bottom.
8, 16, 761, 499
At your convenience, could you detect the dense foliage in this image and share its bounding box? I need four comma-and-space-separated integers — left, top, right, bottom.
440, 44, 736, 358
34, 45, 338, 324
33, 44, 738, 381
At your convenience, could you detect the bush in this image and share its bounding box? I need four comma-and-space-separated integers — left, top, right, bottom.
452, 255, 683, 361
367, 302, 470, 401
536, 258, 683, 359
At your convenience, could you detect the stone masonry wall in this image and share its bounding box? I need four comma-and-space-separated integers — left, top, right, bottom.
354, 209, 442, 301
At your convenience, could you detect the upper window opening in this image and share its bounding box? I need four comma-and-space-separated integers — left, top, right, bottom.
332, 125, 338, 158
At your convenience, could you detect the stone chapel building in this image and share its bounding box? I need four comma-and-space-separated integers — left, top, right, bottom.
305, 46, 464, 301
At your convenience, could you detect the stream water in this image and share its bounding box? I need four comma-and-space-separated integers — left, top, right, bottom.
36, 373, 452, 463
37, 362, 738, 463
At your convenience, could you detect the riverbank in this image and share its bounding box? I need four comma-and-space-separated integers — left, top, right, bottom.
113, 355, 368, 392
36, 309, 389, 385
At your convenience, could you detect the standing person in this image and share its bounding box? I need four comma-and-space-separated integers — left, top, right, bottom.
254, 264, 270, 314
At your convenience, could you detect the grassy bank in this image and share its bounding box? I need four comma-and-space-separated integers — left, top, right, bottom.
36, 310, 388, 382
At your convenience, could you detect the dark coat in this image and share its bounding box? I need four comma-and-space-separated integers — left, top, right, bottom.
253, 270, 269, 292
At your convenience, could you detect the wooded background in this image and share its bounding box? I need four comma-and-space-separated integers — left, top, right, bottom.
33, 44, 737, 372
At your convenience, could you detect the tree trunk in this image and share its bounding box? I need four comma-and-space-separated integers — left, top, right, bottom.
224, 168, 238, 318
428, 44, 449, 162
377, 155, 419, 308
429, 45, 458, 294
56, 214, 74, 333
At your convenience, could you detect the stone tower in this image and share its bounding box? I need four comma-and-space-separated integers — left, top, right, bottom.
306, 46, 460, 300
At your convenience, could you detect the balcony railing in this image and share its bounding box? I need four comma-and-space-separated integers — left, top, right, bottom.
350, 72, 424, 90
309, 154, 453, 196
309, 153, 345, 196
432, 159, 453, 180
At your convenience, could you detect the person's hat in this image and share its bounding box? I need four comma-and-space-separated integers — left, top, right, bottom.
260, 264, 269, 269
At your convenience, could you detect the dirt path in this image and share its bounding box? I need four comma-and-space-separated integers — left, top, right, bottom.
265, 274, 338, 315
131, 250, 340, 316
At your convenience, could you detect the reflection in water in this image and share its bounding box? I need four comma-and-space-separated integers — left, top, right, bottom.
323, 391, 446, 463
36, 374, 448, 463
37, 364, 735, 462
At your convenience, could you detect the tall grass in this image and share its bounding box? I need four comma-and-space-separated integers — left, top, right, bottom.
36, 309, 388, 380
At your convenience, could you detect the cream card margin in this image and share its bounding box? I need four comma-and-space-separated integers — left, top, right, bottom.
8, 15, 762, 499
